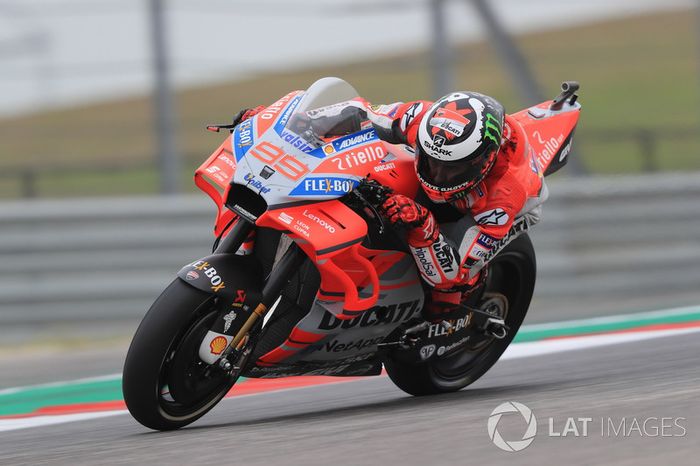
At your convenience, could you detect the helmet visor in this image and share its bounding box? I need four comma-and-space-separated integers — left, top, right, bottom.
417, 146, 495, 191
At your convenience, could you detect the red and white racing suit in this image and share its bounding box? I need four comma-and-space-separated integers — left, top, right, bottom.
359, 99, 548, 299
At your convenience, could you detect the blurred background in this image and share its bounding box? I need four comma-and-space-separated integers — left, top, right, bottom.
1, 0, 699, 359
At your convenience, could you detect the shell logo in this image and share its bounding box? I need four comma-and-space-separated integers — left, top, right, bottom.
323, 144, 335, 155
209, 336, 228, 355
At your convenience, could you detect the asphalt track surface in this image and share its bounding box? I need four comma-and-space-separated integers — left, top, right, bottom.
1, 332, 698, 465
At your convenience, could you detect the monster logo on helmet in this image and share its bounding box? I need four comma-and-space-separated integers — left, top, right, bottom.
415, 92, 505, 204
484, 113, 502, 145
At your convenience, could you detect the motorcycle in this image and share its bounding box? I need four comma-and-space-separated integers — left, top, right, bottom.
123, 77, 581, 431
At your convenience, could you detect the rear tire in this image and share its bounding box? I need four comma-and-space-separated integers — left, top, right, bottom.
384, 234, 536, 396
122, 279, 242, 431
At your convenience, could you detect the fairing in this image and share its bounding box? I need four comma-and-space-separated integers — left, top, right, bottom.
510, 98, 581, 176
193, 78, 580, 377
196, 78, 421, 322
195, 79, 418, 237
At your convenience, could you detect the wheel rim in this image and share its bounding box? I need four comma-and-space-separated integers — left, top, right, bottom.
429, 249, 528, 382
465, 292, 509, 352
156, 300, 238, 420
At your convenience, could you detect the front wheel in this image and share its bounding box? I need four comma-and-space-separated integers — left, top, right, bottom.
384, 234, 536, 396
122, 279, 245, 431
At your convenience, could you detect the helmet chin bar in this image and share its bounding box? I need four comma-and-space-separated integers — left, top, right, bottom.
416, 145, 500, 203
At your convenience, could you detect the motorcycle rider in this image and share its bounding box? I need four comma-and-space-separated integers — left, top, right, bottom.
233, 91, 547, 323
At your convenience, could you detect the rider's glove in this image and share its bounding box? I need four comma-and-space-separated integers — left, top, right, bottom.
380, 194, 439, 248
232, 106, 265, 126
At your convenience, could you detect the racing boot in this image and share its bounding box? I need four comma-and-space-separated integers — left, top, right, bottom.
423, 267, 488, 323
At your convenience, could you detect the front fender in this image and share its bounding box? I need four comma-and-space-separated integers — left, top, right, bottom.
177, 253, 263, 304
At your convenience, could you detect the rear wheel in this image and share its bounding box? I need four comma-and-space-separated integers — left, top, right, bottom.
384, 234, 536, 396
122, 279, 247, 431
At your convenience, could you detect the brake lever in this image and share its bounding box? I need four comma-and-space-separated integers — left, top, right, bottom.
206, 123, 237, 133
351, 177, 393, 234
353, 189, 386, 234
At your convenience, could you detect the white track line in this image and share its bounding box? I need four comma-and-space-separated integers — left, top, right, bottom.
0, 410, 127, 432
501, 326, 700, 359
521, 304, 700, 331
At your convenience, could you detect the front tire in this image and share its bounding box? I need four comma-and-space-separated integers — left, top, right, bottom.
384, 234, 536, 396
122, 279, 242, 431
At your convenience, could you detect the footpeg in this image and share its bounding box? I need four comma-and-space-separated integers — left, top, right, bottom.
378, 321, 430, 350
440, 320, 453, 332
403, 321, 430, 335
482, 317, 508, 339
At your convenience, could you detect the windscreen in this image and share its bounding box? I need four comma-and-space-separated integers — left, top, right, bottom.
282, 77, 363, 148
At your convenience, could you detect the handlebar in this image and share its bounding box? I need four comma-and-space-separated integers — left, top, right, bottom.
549, 81, 580, 111
343, 177, 394, 234
353, 177, 393, 206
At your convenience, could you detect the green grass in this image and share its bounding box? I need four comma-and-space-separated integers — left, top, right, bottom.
0, 9, 698, 198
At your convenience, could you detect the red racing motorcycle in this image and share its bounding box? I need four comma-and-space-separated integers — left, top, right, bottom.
123, 78, 581, 430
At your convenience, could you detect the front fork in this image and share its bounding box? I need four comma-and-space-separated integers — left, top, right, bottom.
207, 218, 307, 369
213, 217, 254, 255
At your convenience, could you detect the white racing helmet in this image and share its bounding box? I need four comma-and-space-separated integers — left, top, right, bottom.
415, 92, 505, 203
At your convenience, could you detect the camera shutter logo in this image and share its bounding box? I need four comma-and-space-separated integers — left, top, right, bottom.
487, 401, 537, 452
